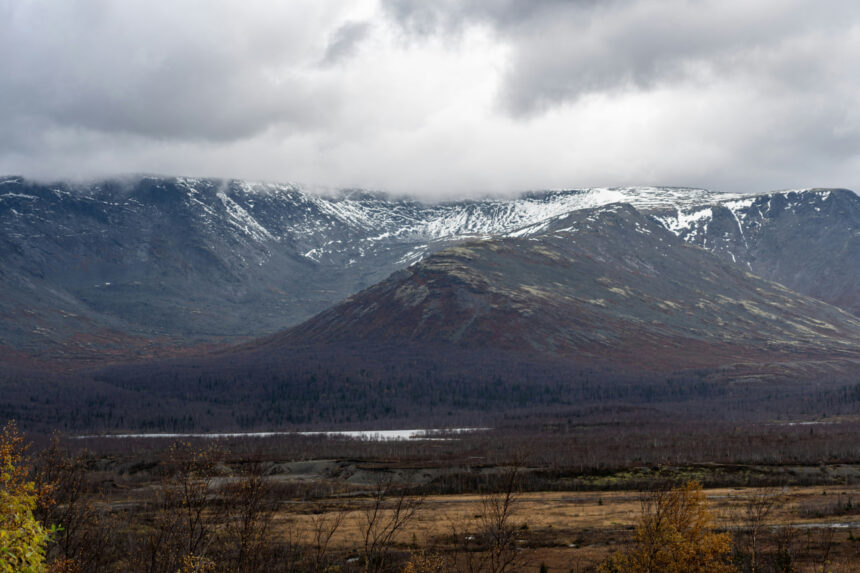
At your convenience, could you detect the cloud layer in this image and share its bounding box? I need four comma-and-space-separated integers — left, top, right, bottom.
2, 0, 859, 197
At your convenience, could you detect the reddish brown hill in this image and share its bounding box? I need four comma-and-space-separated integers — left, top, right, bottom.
264, 204, 860, 376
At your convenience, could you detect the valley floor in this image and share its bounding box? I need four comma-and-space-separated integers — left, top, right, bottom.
265, 486, 859, 571
28, 423, 860, 572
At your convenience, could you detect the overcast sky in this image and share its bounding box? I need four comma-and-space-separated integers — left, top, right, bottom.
2, 0, 860, 198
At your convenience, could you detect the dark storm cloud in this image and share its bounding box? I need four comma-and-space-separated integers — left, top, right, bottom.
2, 0, 860, 196
0, 1, 337, 143
382, 0, 588, 35
383, 0, 860, 115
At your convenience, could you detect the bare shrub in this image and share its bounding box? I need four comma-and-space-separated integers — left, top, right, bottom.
448, 464, 526, 573
732, 487, 784, 573
307, 505, 347, 573
359, 478, 424, 573
219, 462, 278, 573
124, 441, 225, 573
32, 436, 118, 572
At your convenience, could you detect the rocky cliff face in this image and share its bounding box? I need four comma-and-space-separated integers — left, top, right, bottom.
651, 188, 859, 315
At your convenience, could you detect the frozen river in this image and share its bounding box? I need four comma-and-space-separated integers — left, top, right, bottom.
75, 427, 489, 441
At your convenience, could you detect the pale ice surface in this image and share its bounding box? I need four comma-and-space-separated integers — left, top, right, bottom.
74, 427, 490, 441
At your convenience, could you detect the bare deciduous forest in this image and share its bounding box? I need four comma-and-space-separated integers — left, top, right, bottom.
3, 416, 858, 572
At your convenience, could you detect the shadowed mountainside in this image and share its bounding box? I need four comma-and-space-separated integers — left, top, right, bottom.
38, 204, 855, 433
3, 176, 856, 368
0, 176, 731, 364
266, 203, 860, 373
1, 177, 857, 431
652, 188, 860, 315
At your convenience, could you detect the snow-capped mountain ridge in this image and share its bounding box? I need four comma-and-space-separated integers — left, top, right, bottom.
649, 188, 859, 315
173, 179, 731, 264
0, 175, 856, 362
2, 175, 732, 267
652, 188, 829, 236
0, 175, 846, 275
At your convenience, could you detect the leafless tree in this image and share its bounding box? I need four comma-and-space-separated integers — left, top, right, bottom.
359, 477, 424, 573
772, 525, 801, 573
220, 462, 277, 573
814, 527, 836, 573
127, 441, 225, 573
32, 436, 117, 572
479, 465, 523, 573
307, 505, 347, 573
734, 487, 784, 573
448, 464, 525, 573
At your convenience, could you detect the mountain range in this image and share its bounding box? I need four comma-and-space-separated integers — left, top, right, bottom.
0, 176, 857, 430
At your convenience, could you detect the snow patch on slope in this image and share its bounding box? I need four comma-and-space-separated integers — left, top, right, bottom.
651, 188, 830, 247
162, 181, 737, 266
216, 191, 275, 242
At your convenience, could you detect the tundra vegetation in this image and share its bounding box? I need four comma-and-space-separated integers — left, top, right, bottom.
2, 419, 859, 572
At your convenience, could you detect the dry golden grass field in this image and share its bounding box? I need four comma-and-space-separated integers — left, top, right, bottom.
267, 485, 860, 571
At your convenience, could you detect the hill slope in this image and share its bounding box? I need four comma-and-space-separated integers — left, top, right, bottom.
652, 188, 860, 315
2, 176, 857, 367
47, 204, 857, 432
0, 176, 733, 362
271, 203, 860, 373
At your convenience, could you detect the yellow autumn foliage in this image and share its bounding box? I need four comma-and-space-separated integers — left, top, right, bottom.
600, 481, 738, 573
0, 421, 51, 573
402, 550, 445, 573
